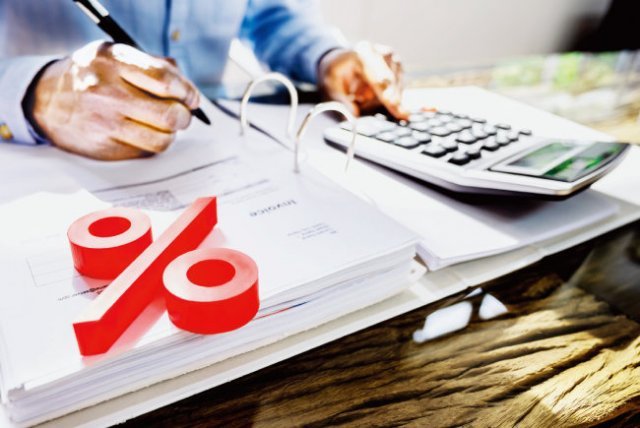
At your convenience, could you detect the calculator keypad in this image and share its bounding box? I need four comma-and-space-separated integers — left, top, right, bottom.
341, 110, 534, 168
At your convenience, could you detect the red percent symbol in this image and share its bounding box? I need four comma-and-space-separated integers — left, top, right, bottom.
67, 197, 259, 356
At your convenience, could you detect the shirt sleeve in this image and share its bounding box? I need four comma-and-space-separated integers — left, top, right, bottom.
0, 55, 58, 144
240, 0, 346, 84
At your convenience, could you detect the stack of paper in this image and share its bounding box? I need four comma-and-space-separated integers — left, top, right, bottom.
0, 105, 419, 425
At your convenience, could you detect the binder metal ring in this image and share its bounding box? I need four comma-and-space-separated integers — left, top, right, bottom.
240, 72, 298, 139
295, 101, 357, 173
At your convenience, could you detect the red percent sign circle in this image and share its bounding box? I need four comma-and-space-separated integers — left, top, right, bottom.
68, 207, 152, 279
67, 197, 260, 356
164, 248, 259, 334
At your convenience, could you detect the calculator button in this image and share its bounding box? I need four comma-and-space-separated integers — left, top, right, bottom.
394, 136, 422, 149
466, 147, 482, 159
507, 131, 520, 141
446, 122, 463, 133
347, 117, 396, 136
409, 122, 430, 132
409, 113, 427, 122
439, 115, 453, 123
496, 123, 511, 130
441, 140, 458, 152
393, 127, 412, 137
412, 131, 432, 143
376, 132, 396, 143
422, 145, 447, 158
454, 114, 469, 120
482, 140, 500, 151
495, 134, 511, 146
519, 129, 532, 136
427, 119, 444, 128
449, 152, 471, 165
429, 127, 452, 137
471, 129, 488, 140
483, 125, 497, 135
497, 130, 516, 142
472, 117, 487, 123
456, 132, 477, 144
457, 119, 473, 129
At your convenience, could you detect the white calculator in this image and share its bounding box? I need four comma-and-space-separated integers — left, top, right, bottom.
324, 110, 630, 198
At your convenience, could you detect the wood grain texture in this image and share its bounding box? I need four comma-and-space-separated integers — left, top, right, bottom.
128, 224, 640, 428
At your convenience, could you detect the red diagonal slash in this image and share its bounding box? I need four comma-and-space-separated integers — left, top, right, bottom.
72, 198, 218, 355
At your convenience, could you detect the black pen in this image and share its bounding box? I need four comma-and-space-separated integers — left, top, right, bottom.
72, 0, 211, 126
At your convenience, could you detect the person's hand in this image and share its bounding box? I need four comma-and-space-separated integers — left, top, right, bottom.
319, 41, 408, 120
29, 41, 200, 160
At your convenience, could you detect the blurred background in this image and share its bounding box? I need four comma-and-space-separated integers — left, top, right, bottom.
319, 0, 640, 143
321, 0, 610, 72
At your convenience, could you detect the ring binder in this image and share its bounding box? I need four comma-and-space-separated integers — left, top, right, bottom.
240, 72, 299, 139
239, 74, 358, 174
295, 101, 357, 173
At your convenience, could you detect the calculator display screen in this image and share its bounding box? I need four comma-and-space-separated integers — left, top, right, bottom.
541, 142, 627, 182
508, 142, 574, 170
501, 142, 627, 182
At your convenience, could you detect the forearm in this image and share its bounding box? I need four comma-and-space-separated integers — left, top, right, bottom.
0, 56, 59, 144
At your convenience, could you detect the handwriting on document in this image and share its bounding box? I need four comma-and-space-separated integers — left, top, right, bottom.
67, 197, 259, 356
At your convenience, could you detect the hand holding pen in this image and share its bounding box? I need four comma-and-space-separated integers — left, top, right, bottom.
72, 0, 210, 126
23, 0, 209, 161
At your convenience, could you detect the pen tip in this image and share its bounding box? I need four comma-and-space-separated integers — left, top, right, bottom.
193, 108, 211, 125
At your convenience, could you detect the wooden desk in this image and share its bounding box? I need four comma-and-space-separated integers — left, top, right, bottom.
128, 222, 640, 427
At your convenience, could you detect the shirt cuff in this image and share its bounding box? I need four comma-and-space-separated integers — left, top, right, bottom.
0, 55, 58, 144
299, 35, 346, 85
317, 47, 350, 85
